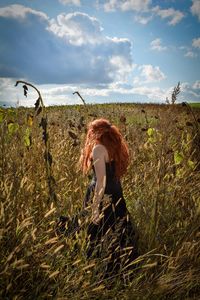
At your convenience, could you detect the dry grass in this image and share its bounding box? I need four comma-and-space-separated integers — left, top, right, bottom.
0, 102, 200, 299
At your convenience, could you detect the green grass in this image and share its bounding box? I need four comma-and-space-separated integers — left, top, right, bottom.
188, 102, 200, 108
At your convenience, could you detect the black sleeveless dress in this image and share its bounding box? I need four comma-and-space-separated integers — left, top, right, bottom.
84, 160, 139, 278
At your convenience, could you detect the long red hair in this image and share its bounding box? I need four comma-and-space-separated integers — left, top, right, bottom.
79, 118, 129, 180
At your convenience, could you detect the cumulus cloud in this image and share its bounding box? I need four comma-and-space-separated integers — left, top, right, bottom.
103, 0, 151, 12
120, 0, 151, 12
103, 1, 184, 26
180, 81, 200, 99
48, 12, 103, 46
108, 82, 169, 102
138, 65, 166, 83
109, 55, 133, 82
0, 77, 42, 107
59, 0, 81, 6
191, 0, 200, 21
1, 76, 200, 107
0, 77, 110, 107
192, 37, 200, 49
150, 38, 167, 51
152, 6, 184, 25
0, 5, 132, 85
181, 37, 200, 58
131, 86, 166, 100
0, 4, 48, 20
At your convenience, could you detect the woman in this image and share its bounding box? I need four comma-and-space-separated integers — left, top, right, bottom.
79, 118, 139, 279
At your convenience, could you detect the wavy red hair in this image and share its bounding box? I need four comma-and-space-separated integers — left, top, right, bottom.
79, 118, 129, 180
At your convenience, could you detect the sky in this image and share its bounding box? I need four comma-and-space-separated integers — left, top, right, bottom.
0, 0, 200, 107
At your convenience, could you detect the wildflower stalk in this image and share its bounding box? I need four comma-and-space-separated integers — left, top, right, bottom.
73, 91, 89, 116
15, 80, 57, 204
182, 102, 200, 134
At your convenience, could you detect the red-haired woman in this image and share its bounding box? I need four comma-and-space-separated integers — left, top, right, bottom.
79, 118, 138, 279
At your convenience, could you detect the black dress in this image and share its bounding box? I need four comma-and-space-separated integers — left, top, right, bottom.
84, 160, 139, 279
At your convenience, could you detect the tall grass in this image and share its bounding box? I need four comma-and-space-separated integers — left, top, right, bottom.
0, 102, 200, 299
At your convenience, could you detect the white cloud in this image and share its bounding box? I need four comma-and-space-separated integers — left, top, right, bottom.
104, 0, 151, 12
138, 65, 166, 83
47, 12, 133, 82
120, 0, 151, 12
104, 0, 118, 12
0, 78, 110, 106
150, 38, 167, 51
48, 12, 103, 46
189, 90, 200, 98
0, 4, 48, 20
109, 82, 168, 102
108, 36, 130, 43
103, 1, 184, 26
179, 37, 200, 58
134, 14, 152, 24
192, 37, 200, 49
132, 86, 166, 100
0, 77, 42, 107
46, 12, 133, 83
109, 55, 133, 82
132, 76, 140, 85
181, 82, 190, 92
191, 0, 200, 21
0, 7, 133, 86
184, 51, 198, 58
179, 81, 200, 99
41, 83, 131, 103
179, 41, 199, 58
1, 77, 200, 106
153, 6, 184, 25
193, 80, 200, 89
59, 0, 81, 6
80, 87, 109, 97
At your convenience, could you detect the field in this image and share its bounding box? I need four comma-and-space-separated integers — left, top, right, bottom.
0, 100, 200, 300
189, 103, 200, 108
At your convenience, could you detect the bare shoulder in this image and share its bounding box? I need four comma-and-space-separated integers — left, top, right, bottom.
92, 144, 108, 159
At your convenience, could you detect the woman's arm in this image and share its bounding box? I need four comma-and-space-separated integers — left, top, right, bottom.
91, 144, 106, 224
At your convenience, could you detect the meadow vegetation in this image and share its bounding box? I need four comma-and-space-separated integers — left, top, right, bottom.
0, 89, 200, 299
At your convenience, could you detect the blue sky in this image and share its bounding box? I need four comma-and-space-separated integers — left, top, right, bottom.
0, 0, 200, 106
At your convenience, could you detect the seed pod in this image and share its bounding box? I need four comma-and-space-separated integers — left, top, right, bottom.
23, 85, 28, 97
68, 130, 78, 140
120, 115, 126, 123
186, 121, 193, 127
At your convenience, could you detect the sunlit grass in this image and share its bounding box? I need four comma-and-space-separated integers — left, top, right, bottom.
0, 102, 200, 299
